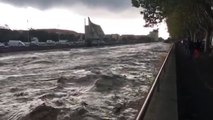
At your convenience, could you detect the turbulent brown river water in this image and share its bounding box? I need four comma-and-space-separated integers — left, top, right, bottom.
0, 43, 170, 120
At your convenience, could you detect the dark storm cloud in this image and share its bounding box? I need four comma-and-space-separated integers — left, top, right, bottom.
0, 0, 132, 11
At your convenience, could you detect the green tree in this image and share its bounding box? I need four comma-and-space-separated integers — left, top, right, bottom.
132, 0, 213, 52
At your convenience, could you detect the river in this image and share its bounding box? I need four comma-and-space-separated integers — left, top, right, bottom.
0, 42, 170, 120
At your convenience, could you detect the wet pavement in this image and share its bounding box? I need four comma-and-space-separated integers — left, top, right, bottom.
144, 45, 178, 120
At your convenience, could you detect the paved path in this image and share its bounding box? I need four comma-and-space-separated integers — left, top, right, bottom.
176, 42, 213, 120
144, 46, 178, 120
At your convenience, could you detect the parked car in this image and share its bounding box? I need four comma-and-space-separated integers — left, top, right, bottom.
8, 40, 26, 47
0, 42, 5, 48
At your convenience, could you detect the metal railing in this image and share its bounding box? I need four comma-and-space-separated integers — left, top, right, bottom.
135, 44, 174, 120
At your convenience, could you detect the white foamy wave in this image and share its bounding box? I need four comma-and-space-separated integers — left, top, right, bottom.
0, 42, 171, 120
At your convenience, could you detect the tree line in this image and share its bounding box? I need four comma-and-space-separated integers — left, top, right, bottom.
0, 29, 80, 43
132, 0, 213, 52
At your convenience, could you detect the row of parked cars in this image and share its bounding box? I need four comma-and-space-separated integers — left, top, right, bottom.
0, 39, 85, 48
0, 40, 26, 47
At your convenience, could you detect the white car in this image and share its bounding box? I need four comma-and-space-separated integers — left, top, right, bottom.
0, 42, 5, 47
8, 40, 26, 47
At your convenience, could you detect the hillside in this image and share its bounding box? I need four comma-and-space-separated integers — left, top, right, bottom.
37, 29, 79, 35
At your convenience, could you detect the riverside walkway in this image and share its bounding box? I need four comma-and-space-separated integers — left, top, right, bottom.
176, 42, 213, 120
143, 45, 178, 120
136, 45, 179, 120
137, 42, 213, 120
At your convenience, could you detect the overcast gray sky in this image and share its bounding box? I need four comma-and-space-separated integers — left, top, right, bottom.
1, 0, 131, 12
0, 0, 169, 38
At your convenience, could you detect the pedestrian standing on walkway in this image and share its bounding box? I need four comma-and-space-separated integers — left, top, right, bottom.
193, 48, 200, 59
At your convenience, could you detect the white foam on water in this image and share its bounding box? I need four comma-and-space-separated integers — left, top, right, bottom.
0, 42, 171, 120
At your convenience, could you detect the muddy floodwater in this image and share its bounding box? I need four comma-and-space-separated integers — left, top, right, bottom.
0, 43, 170, 120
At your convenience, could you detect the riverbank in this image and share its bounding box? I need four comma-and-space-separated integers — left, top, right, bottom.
0, 40, 160, 53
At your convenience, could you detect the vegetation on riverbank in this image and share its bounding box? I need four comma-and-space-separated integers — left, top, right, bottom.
132, 0, 213, 52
